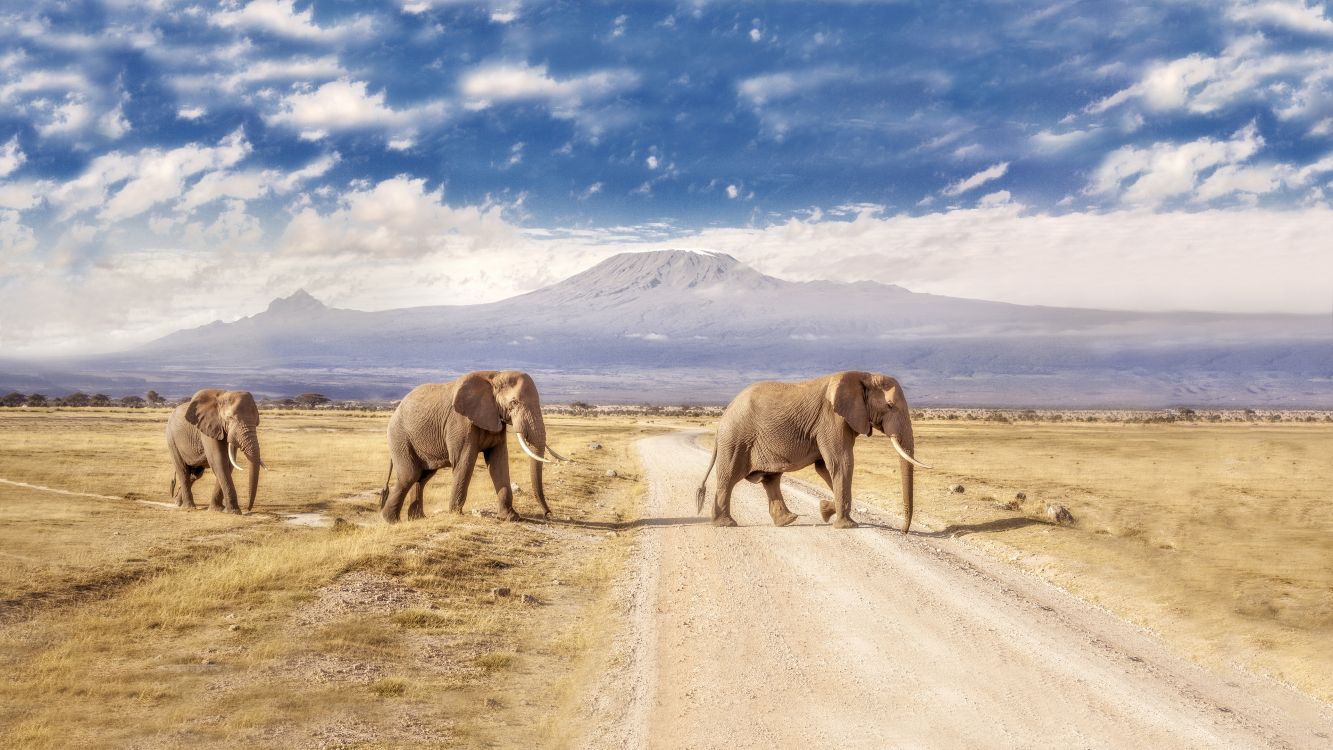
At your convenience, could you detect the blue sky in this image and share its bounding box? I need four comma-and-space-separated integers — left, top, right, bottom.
2, 1, 1333, 354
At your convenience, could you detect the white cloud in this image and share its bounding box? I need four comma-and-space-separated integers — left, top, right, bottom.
646, 155, 659, 170
1088, 35, 1333, 122
0, 209, 38, 270
1229, 1, 1333, 36
279, 175, 518, 258
749, 28, 762, 42
0, 136, 25, 177
38, 130, 252, 222
1088, 123, 1265, 205
266, 79, 447, 142
1029, 126, 1098, 153
176, 153, 335, 212
170, 55, 346, 98
503, 141, 524, 168
459, 62, 639, 115
35, 96, 95, 137
0, 70, 91, 102
943, 162, 1010, 196
396, 0, 522, 22
177, 105, 207, 120
100, 130, 252, 222
726, 184, 739, 199
209, 0, 373, 42
0, 180, 47, 211
977, 190, 1013, 207
737, 67, 848, 106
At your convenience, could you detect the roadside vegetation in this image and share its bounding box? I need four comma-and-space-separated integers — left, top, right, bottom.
807, 419, 1333, 702
0, 409, 666, 748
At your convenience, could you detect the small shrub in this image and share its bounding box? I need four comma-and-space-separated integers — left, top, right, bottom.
391, 609, 449, 629
369, 678, 407, 698
474, 651, 515, 673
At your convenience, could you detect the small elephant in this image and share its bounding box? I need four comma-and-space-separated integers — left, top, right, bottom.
166, 389, 264, 513
379, 370, 569, 523
696, 371, 930, 531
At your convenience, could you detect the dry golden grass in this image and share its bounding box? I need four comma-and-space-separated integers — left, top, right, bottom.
795, 420, 1333, 701
0, 408, 663, 748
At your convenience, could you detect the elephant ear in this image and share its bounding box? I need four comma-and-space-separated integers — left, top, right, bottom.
229, 391, 260, 426
826, 372, 872, 437
185, 389, 226, 440
452, 373, 504, 432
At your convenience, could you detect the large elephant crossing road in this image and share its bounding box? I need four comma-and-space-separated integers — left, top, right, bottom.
578, 430, 1331, 749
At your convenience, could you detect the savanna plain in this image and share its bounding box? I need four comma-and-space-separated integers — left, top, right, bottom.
0, 408, 1330, 748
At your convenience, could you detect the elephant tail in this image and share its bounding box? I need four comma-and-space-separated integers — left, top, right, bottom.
378, 462, 392, 510
695, 442, 717, 514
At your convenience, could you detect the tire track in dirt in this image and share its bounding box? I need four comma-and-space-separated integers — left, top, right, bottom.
580, 429, 1333, 749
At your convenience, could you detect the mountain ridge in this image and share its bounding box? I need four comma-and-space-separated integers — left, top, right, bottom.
3, 250, 1327, 406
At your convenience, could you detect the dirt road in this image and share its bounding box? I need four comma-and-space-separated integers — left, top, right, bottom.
581, 430, 1333, 749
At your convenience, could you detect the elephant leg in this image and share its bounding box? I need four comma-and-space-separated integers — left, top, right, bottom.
814, 460, 836, 523
829, 458, 858, 529
209, 482, 225, 511
406, 469, 436, 521
177, 467, 201, 509
483, 444, 519, 522
761, 474, 799, 527
202, 439, 241, 514
168, 441, 195, 509
711, 468, 740, 527
448, 448, 480, 514
381, 452, 421, 527
381, 472, 417, 523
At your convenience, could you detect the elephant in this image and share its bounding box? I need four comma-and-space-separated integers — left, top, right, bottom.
166, 389, 264, 513
379, 370, 570, 523
695, 371, 930, 531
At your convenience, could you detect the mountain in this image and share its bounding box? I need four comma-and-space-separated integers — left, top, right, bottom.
3, 250, 1330, 406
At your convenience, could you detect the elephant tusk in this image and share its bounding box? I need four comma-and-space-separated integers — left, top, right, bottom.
891, 435, 932, 469
516, 432, 554, 464
228, 443, 245, 472
545, 446, 573, 463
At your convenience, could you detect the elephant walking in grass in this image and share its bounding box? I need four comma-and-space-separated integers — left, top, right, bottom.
696, 371, 931, 531
166, 389, 264, 513
380, 370, 570, 523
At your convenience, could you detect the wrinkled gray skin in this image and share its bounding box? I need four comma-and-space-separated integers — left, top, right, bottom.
696, 371, 920, 531
166, 389, 263, 513
380, 370, 554, 523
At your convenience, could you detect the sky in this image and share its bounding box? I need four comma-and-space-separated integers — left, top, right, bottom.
2, 0, 1332, 355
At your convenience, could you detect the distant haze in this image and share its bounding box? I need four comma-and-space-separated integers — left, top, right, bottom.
1, 250, 1328, 408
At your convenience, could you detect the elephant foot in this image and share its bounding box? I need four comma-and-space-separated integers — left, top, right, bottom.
498, 508, 521, 522
819, 500, 835, 523
226, 508, 241, 515
406, 507, 426, 521
772, 511, 799, 527
380, 509, 401, 524
711, 515, 739, 528
832, 516, 859, 529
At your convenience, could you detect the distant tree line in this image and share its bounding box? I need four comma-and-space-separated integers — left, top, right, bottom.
0, 390, 171, 408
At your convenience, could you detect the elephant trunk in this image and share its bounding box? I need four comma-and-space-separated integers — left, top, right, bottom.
900, 457, 914, 534
516, 408, 552, 518
897, 426, 915, 533
235, 428, 262, 512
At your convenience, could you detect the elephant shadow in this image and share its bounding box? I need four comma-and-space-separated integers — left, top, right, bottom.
534, 515, 711, 531
916, 516, 1055, 539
